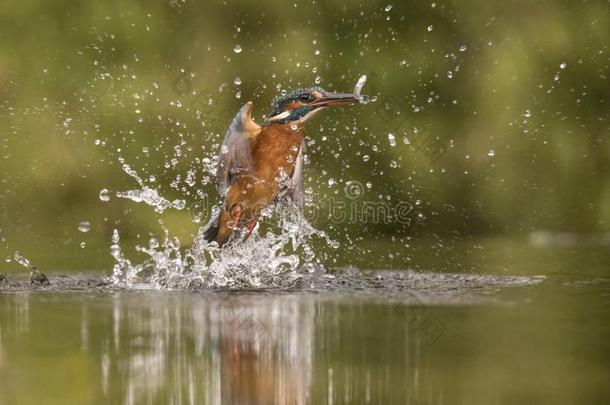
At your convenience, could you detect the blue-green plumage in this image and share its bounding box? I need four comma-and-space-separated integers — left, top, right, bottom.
269, 87, 326, 123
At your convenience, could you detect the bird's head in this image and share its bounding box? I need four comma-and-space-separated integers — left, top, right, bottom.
266, 87, 367, 125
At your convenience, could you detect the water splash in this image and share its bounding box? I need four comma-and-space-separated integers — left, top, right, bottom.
115, 161, 186, 213
110, 200, 336, 289
13, 251, 49, 285
13, 252, 32, 271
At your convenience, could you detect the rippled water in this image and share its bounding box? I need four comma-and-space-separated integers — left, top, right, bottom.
1, 265, 609, 405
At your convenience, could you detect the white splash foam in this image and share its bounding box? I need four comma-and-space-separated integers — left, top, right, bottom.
110, 203, 336, 289
115, 162, 185, 214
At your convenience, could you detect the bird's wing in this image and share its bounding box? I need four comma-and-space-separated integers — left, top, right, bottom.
276, 140, 305, 206
289, 140, 305, 205
216, 102, 261, 197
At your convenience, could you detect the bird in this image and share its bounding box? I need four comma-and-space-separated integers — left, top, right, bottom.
202, 86, 369, 247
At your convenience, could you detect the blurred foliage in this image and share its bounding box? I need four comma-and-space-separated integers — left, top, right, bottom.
0, 0, 609, 271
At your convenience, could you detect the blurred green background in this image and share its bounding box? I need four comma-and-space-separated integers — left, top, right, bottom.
0, 0, 609, 273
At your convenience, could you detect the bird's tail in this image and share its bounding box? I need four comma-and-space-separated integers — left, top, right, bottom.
201, 209, 236, 247
201, 209, 221, 244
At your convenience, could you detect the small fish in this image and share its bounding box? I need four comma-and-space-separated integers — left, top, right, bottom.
353, 74, 370, 103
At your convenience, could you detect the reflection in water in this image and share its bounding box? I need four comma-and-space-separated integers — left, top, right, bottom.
3, 280, 609, 404
101, 293, 314, 404
0, 291, 438, 404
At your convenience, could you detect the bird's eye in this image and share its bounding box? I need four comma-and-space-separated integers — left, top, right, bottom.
310, 90, 323, 100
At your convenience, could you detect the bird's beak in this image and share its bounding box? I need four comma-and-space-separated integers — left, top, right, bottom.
310, 91, 370, 107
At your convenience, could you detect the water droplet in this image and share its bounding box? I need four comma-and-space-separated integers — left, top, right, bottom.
560, 62, 567, 69
447, 71, 453, 79
385, 4, 393, 11
4, 256, 11, 263
427, 25, 434, 32
290, 123, 299, 132
487, 149, 496, 157
524, 110, 532, 118
234, 77, 242, 85
233, 44, 242, 54
362, 155, 370, 162
388, 133, 396, 147
389, 160, 398, 168
111, 229, 120, 243
314, 49, 320, 55
328, 178, 335, 187
366, 182, 373, 189
13, 252, 31, 270
459, 45, 468, 52
99, 189, 110, 201
314, 76, 322, 84
172, 199, 186, 210
80, 242, 86, 248
78, 221, 91, 233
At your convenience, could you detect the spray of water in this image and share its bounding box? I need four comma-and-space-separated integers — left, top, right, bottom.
115, 161, 186, 213
109, 167, 337, 289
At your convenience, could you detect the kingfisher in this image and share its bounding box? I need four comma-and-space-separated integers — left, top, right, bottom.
202, 84, 369, 247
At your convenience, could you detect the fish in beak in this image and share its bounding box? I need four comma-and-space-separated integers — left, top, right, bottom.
309, 75, 371, 107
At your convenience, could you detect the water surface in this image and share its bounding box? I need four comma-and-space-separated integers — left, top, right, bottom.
1, 257, 609, 405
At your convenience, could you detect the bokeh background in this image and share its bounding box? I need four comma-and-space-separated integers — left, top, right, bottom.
0, 0, 609, 273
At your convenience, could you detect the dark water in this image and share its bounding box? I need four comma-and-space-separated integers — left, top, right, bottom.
1, 264, 609, 405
